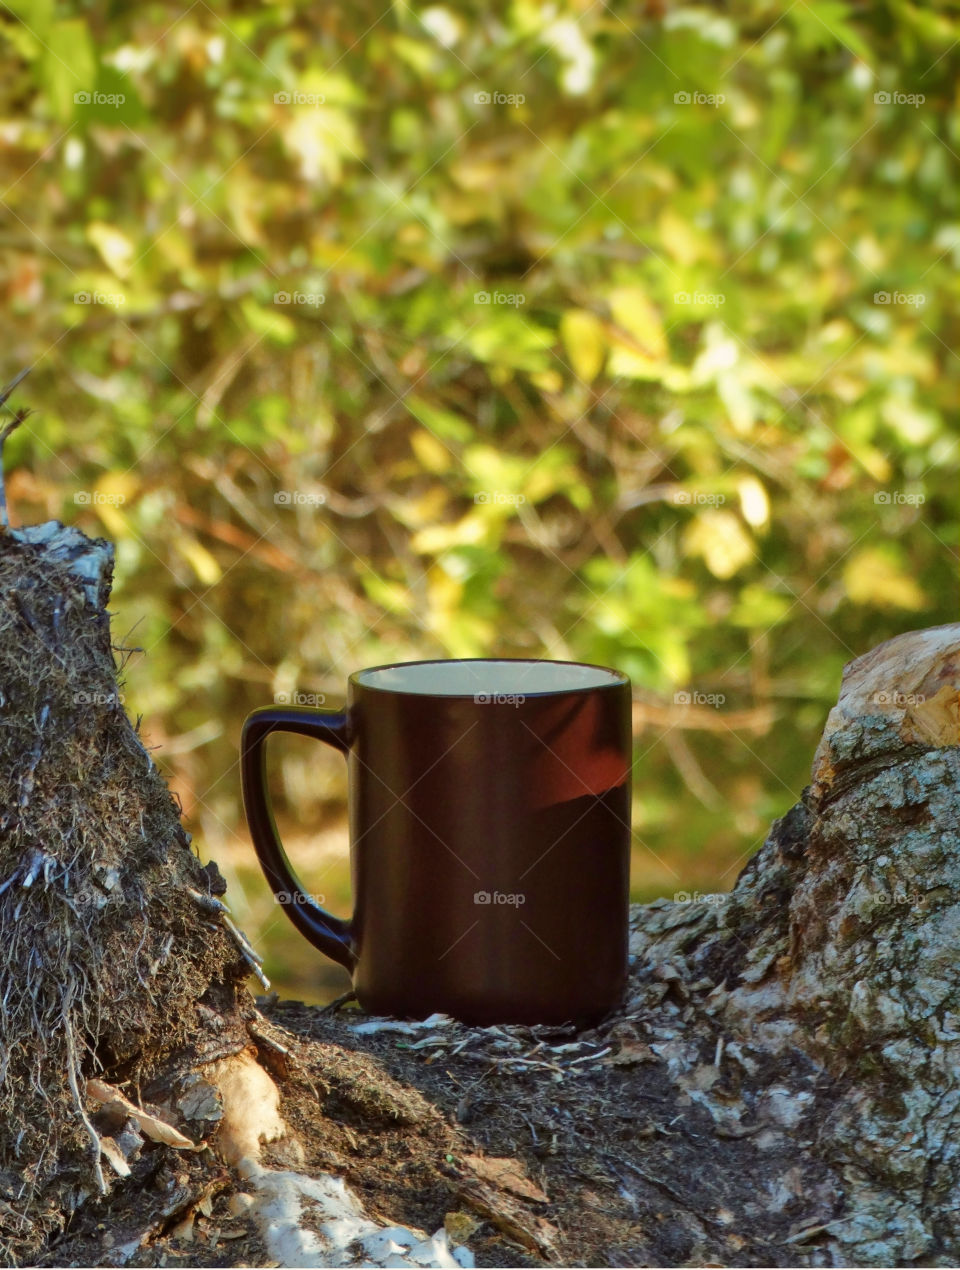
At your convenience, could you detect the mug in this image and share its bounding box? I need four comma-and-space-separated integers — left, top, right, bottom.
241, 658, 632, 1026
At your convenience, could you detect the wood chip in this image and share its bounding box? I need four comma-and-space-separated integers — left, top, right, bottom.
98, 1135, 130, 1177
464, 1154, 549, 1203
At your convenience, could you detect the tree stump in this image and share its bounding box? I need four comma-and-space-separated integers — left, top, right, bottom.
1, 489, 958, 1266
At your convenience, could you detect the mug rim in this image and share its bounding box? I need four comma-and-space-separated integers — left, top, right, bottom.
349, 656, 630, 699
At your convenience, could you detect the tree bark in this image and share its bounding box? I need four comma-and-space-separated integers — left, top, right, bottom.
2, 497, 958, 1267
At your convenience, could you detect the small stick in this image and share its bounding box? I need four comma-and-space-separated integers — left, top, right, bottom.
236, 943, 270, 991
0, 369, 32, 531
567, 1047, 611, 1065
221, 913, 264, 964
0, 368, 30, 411
248, 1024, 289, 1055
184, 886, 268, 983
320, 988, 358, 1015
185, 885, 232, 916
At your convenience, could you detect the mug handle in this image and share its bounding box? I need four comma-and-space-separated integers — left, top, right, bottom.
240, 704, 356, 971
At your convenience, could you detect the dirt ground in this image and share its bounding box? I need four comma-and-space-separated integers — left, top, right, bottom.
39, 905, 845, 1269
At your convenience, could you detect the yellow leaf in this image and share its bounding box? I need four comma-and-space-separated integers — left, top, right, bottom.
738, 476, 769, 528
393, 486, 450, 529
560, 309, 606, 383
683, 510, 754, 579
843, 549, 927, 611
410, 429, 452, 474
607, 287, 667, 359
426, 561, 463, 614
658, 209, 704, 266
90, 471, 139, 538
282, 107, 363, 184
96, 471, 139, 503
410, 515, 487, 555
529, 369, 564, 394
86, 222, 135, 278
174, 535, 222, 586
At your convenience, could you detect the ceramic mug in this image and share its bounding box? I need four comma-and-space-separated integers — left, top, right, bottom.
241, 658, 632, 1026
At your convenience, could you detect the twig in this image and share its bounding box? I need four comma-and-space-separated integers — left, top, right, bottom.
183, 887, 270, 989
0, 368, 32, 531
185, 885, 231, 916
0, 368, 30, 412
221, 914, 270, 990
220, 913, 264, 965
320, 989, 358, 1015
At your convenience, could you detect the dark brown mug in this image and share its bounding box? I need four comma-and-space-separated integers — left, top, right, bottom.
241, 658, 632, 1026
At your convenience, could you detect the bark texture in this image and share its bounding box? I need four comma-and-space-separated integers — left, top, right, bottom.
632, 622, 960, 1264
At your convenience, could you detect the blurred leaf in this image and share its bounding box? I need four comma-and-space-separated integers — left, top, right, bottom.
607, 287, 668, 380
684, 510, 755, 579
406, 396, 473, 442
738, 476, 769, 528
410, 428, 453, 474
174, 536, 223, 586
729, 584, 791, 628
42, 20, 96, 120
843, 547, 928, 611
86, 223, 135, 279
560, 309, 606, 382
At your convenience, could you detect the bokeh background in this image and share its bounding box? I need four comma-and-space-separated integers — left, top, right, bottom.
1, 1, 956, 1002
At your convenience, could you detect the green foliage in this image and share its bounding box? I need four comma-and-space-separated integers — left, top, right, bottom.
0, 1, 956, 993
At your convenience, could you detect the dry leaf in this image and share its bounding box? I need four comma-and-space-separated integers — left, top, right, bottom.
604, 1041, 656, 1066
87, 1078, 196, 1150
